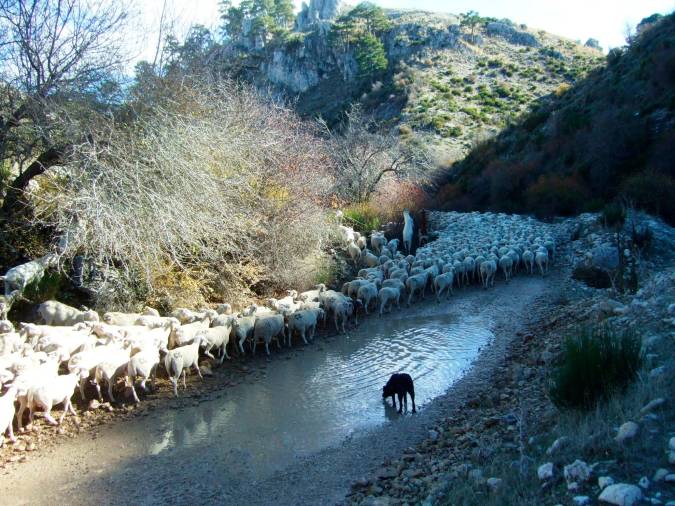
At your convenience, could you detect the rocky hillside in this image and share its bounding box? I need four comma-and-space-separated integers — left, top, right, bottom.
433, 13, 675, 223
223, 1, 602, 160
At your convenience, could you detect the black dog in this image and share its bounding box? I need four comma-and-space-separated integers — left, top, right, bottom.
382, 373, 416, 414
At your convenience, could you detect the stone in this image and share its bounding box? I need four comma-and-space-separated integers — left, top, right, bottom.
199, 365, 213, 376
653, 469, 669, 482
615, 421, 639, 443
564, 460, 592, 484
88, 399, 100, 410
665, 474, 675, 483
639, 476, 650, 489
640, 398, 665, 414
669, 451, 675, 465
573, 496, 591, 506
485, 21, 540, 46
428, 429, 439, 441
669, 437, 675, 451
598, 483, 643, 506
650, 366, 665, 378
598, 476, 615, 490
538, 462, 554, 481
486, 477, 502, 492
546, 436, 570, 455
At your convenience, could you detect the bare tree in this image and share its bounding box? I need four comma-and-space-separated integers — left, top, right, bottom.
30, 79, 335, 308
0, 0, 130, 216
325, 105, 429, 203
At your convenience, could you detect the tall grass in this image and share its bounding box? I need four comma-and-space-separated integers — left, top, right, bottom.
550, 325, 643, 410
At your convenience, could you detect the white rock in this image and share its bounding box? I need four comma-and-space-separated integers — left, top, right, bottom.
664, 474, 675, 483
598, 483, 643, 506
650, 366, 665, 378
546, 436, 570, 455
538, 462, 554, 481
615, 421, 639, 443
573, 496, 591, 506
653, 468, 669, 482
598, 476, 615, 490
428, 429, 439, 441
669, 451, 675, 465
564, 460, 592, 484
669, 436, 675, 451
639, 476, 650, 489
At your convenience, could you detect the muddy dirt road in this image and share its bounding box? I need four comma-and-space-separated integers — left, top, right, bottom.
0, 274, 555, 505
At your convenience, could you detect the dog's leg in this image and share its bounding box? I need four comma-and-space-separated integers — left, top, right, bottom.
391, 395, 396, 411
411, 386, 417, 413
397, 393, 403, 414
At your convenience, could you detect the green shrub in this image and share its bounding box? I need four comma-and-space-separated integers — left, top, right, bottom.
601, 202, 626, 228
550, 326, 643, 410
343, 202, 381, 233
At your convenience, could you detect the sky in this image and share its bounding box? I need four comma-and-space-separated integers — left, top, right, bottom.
129, 0, 675, 63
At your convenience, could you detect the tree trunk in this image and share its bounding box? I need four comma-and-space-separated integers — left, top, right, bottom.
1, 145, 67, 219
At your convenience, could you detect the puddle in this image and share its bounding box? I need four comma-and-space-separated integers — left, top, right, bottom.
142, 310, 493, 476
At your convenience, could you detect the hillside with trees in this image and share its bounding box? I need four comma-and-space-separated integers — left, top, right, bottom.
434, 13, 675, 224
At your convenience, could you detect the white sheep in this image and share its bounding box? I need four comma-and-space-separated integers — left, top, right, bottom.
0, 253, 55, 297
126, 349, 160, 402
93, 346, 132, 402
534, 248, 548, 276
26, 373, 79, 426
377, 287, 401, 316
386, 238, 400, 256
297, 284, 326, 303
232, 315, 256, 354
164, 338, 204, 397
197, 325, 231, 363
37, 300, 99, 326
480, 259, 497, 289
370, 232, 387, 255
252, 314, 285, 356
356, 282, 378, 314
215, 303, 232, 315
522, 250, 534, 274
361, 250, 379, 268
103, 311, 143, 326
134, 315, 179, 330
170, 317, 210, 348
402, 210, 414, 254
0, 386, 17, 446
434, 271, 454, 301
287, 308, 324, 345
347, 241, 361, 266
498, 255, 513, 282
405, 272, 429, 306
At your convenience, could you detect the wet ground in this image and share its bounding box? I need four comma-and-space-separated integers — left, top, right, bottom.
0, 274, 552, 505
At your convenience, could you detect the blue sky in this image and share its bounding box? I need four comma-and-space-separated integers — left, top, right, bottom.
132, 0, 674, 61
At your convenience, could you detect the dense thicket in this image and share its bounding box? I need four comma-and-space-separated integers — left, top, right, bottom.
434, 13, 675, 224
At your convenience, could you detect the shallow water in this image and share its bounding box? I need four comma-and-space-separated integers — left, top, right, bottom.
137, 310, 493, 477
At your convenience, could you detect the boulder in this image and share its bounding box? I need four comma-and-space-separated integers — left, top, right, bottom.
538, 462, 554, 481
615, 421, 639, 443
564, 460, 591, 484
598, 483, 642, 506
598, 476, 615, 490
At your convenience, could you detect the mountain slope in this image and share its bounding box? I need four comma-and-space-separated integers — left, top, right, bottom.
433, 13, 675, 223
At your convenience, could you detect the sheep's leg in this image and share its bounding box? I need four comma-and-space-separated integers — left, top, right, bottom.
204, 346, 216, 361
170, 377, 178, 397
16, 397, 27, 431
301, 329, 307, 345
238, 336, 245, 355
94, 380, 103, 402
265, 341, 270, 356
5, 422, 15, 444
79, 377, 87, 401
68, 400, 77, 416
194, 363, 203, 380
221, 345, 229, 362
181, 369, 187, 390
130, 384, 140, 403
58, 401, 69, 424
44, 405, 58, 426
107, 379, 116, 403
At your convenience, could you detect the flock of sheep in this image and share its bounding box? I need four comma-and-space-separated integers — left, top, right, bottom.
0, 210, 557, 448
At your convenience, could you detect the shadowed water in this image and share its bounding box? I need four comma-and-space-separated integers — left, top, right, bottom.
142, 310, 493, 476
